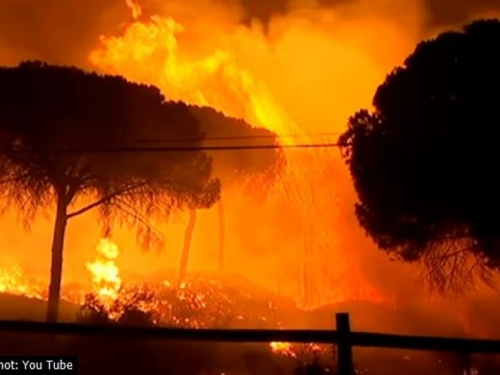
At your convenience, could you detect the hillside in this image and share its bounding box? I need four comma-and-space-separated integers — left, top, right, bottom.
0, 293, 80, 322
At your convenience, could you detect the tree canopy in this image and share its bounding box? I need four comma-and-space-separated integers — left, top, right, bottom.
189, 105, 286, 198
338, 19, 500, 292
180, 106, 285, 275
0, 61, 220, 234
0, 60, 221, 320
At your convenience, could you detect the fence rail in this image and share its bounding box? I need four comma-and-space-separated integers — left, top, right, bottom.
1, 313, 500, 375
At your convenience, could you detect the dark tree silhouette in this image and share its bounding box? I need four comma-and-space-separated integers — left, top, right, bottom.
192, 106, 285, 269
0, 61, 220, 321
176, 106, 285, 279
338, 19, 500, 293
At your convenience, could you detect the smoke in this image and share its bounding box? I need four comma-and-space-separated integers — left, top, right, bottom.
1, 0, 500, 335
180, 0, 430, 301
0, 0, 498, 67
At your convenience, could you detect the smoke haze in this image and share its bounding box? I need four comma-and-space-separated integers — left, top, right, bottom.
1, 0, 500, 335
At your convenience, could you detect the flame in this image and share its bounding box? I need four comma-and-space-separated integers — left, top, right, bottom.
0, 239, 124, 307
90, 9, 304, 143
125, 0, 142, 20
85, 238, 122, 304
270, 341, 328, 361
0, 264, 45, 300
270, 341, 296, 357
88, 0, 391, 309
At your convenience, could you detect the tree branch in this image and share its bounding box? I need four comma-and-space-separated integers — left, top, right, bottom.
421, 240, 482, 294
114, 197, 162, 235
0, 171, 31, 186
67, 183, 145, 219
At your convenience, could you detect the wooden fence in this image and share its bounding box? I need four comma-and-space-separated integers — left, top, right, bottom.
1, 313, 500, 375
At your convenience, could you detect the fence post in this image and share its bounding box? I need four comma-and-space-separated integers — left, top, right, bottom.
336, 313, 354, 375
459, 352, 472, 375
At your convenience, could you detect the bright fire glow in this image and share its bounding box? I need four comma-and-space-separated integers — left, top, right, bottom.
88, 0, 393, 309
0, 264, 45, 300
270, 342, 296, 357
90, 15, 304, 143
85, 238, 122, 304
270, 341, 327, 359
125, 0, 142, 20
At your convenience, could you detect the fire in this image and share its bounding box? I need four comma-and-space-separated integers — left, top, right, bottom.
270, 341, 329, 363
89, 8, 304, 143
88, 0, 391, 309
0, 264, 45, 300
85, 238, 122, 304
125, 0, 142, 20
270, 342, 296, 357
0, 239, 124, 307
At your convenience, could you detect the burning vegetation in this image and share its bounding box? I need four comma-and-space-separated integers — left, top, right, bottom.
80, 239, 332, 360
1, 237, 333, 367
86, 0, 394, 311
0, 0, 398, 327
0, 265, 46, 300
2, 0, 500, 374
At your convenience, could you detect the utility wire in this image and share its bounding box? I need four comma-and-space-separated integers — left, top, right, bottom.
131, 132, 341, 143
0, 142, 343, 154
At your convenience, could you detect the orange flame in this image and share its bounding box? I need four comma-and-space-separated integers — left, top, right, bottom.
270, 341, 297, 357
0, 264, 45, 300
85, 238, 122, 305
125, 0, 142, 20
90, 7, 304, 144
88, 0, 390, 309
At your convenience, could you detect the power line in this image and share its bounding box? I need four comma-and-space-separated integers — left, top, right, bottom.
131, 132, 341, 143
0, 142, 343, 154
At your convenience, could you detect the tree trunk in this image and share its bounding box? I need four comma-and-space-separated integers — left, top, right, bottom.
301, 213, 312, 308
301, 220, 308, 307
178, 208, 197, 286
460, 352, 472, 375
46, 195, 68, 323
217, 199, 225, 272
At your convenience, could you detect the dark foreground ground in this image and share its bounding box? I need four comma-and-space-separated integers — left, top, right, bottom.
1, 293, 500, 374
1, 330, 500, 375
